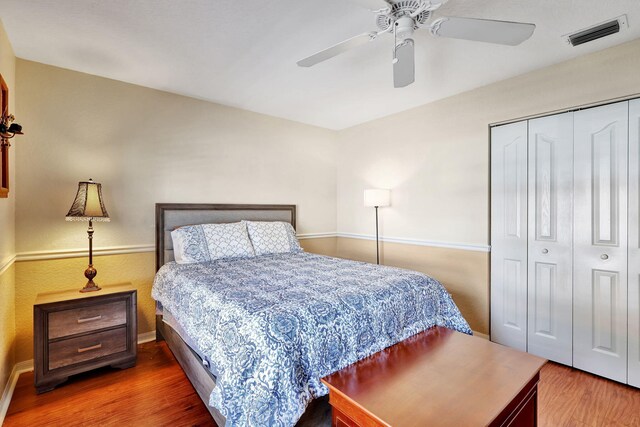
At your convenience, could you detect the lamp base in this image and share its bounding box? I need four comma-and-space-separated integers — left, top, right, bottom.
80, 281, 102, 293
80, 265, 101, 293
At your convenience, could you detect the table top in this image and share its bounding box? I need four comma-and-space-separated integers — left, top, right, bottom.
321, 326, 547, 427
35, 283, 135, 305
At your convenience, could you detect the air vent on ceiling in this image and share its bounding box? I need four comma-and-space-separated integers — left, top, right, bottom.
565, 15, 628, 47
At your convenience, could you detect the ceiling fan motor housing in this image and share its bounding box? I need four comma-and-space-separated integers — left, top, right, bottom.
395, 16, 417, 40
376, 0, 435, 33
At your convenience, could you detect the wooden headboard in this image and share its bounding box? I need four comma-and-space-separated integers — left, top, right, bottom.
155, 203, 297, 271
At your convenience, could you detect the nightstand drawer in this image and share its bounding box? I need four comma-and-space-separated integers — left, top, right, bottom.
49, 327, 128, 370
48, 300, 126, 339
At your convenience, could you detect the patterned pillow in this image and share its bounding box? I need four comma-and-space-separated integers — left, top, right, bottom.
244, 221, 302, 256
171, 222, 255, 264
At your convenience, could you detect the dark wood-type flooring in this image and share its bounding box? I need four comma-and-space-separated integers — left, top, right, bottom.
4, 341, 640, 426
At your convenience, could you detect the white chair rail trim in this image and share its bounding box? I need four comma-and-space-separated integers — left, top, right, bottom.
0, 255, 16, 276
15, 245, 155, 262
336, 232, 491, 253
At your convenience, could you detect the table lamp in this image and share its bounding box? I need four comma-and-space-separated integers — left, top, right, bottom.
66, 179, 110, 292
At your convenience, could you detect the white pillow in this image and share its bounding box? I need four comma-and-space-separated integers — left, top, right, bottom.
244, 221, 302, 256
171, 222, 255, 264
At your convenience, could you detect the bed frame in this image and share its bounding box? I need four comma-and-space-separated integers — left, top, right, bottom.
154, 203, 329, 426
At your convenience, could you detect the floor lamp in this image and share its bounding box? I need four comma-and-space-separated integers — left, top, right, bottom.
364, 189, 391, 265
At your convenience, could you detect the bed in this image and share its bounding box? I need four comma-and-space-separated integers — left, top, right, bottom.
153, 203, 471, 427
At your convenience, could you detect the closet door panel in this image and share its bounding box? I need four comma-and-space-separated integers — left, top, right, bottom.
491, 121, 528, 351
629, 98, 640, 387
573, 101, 628, 383
527, 112, 573, 365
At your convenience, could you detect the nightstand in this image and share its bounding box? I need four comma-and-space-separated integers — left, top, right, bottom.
33, 283, 137, 393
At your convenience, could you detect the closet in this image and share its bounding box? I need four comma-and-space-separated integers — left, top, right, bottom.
490, 98, 640, 386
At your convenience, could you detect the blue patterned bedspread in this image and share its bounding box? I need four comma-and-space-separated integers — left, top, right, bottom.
152, 252, 471, 426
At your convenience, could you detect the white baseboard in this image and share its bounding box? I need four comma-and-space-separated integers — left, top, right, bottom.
473, 330, 490, 340
137, 331, 157, 344
0, 330, 157, 424
0, 360, 34, 423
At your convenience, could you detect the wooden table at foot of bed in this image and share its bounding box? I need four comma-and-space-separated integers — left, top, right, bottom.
321, 326, 547, 427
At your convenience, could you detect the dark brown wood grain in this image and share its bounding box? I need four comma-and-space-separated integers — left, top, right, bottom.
321, 326, 547, 427
33, 285, 137, 393
48, 327, 127, 370
48, 300, 126, 339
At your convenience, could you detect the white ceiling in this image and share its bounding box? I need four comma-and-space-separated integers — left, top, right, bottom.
1, 0, 639, 129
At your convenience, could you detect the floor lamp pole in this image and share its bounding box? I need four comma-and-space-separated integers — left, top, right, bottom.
375, 205, 380, 265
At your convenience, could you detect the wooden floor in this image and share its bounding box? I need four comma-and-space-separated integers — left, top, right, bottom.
5, 342, 214, 427
4, 341, 640, 426
538, 362, 640, 427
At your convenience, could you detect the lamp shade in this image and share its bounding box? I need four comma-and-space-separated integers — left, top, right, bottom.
364, 188, 391, 207
65, 179, 110, 221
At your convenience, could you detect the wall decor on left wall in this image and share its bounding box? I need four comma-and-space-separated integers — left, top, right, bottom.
0, 72, 23, 198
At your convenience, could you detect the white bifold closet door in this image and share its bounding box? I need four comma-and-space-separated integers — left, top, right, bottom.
527, 113, 573, 365
629, 98, 640, 388
573, 101, 629, 383
491, 121, 528, 351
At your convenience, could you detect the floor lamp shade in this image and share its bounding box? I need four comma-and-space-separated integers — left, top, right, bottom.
66, 179, 109, 293
364, 189, 391, 208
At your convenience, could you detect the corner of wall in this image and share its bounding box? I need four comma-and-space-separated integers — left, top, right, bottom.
0, 17, 17, 401
0, 262, 16, 419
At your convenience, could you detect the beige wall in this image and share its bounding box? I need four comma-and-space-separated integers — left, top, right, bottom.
0, 19, 16, 395
335, 38, 640, 334
337, 38, 640, 246
15, 60, 338, 254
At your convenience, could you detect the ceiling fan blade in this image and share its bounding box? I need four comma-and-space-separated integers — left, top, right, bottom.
393, 39, 415, 88
297, 32, 377, 67
430, 17, 535, 46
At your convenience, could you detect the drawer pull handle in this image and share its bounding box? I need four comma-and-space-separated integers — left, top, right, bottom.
77, 343, 102, 353
77, 315, 102, 324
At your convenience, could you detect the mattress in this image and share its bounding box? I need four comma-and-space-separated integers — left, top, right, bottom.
152, 251, 471, 427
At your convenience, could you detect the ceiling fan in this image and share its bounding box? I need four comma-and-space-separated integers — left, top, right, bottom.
297, 0, 535, 88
